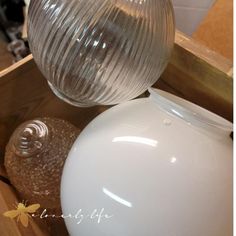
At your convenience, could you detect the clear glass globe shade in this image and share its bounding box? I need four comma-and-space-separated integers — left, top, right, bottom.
28, 0, 175, 107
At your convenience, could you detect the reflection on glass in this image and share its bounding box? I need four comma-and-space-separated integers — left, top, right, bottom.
103, 188, 132, 208
112, 136, 158, 147
171, 109, 184, 118
170, 157, 177, 164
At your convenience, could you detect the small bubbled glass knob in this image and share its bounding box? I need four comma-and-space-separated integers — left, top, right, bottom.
28, 0, 175, 107
4, 118, 79, 210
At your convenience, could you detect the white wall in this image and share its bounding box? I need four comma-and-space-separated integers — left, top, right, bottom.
172, 0, 216, 35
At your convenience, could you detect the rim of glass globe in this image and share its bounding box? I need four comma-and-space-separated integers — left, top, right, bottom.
149, 88, 232, 137
48, 81, 99, 107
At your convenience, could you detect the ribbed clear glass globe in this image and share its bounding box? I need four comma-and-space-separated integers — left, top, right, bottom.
28, 0, 175, 107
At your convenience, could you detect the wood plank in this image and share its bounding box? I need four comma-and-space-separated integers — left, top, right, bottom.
156, 31, 233, 121
175, 31, 232, 76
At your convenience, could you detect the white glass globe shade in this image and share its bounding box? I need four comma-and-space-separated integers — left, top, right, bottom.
61, 89, 232, 236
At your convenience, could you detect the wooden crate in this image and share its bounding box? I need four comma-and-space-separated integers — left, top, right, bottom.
0, 31, 233, 236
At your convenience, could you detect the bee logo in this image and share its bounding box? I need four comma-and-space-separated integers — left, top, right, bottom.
3, 202, 40, 227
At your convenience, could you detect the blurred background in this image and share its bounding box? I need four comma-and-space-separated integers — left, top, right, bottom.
0, 0, 233, 71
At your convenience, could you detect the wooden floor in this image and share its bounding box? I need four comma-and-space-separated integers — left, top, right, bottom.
0, 36, 13, 72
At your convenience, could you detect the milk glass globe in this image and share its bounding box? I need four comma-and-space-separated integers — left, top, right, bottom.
28, 0, 175, 107
61, 89, 233, 236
